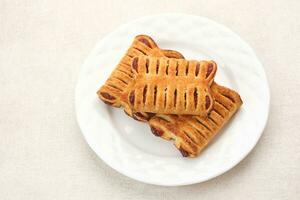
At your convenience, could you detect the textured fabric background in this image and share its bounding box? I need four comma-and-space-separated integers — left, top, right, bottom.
0, 0, 299, 199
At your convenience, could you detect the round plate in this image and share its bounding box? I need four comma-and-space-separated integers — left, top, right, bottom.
75, 13, 270, 186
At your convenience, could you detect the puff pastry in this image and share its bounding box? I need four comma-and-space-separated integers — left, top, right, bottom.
148, 83, 243, 157
128, 56, 217, 116
97, 35, 184, 121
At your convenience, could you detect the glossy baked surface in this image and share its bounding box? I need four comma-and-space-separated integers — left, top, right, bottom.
129, 56, 216, 116
149, 83, 242, 157
97, 35, 184, 121
76, 14, 270, 186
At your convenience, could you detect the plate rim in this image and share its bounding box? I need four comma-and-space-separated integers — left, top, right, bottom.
75, 13, 270, 186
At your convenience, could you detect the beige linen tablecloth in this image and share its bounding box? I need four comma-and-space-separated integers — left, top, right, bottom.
0, 0, 299, 199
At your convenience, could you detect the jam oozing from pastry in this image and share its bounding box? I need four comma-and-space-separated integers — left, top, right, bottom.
153, 86, 157, 106
138, 38, 152, 48
179, 147, 189, 157
175, 61, 179, 76
132, 112, 155, 121
205, 95, 211, 109
150, 126, 164, 137
206, 63, 214, 78
145, 112, 155, 118
166, 60, 169, 75
143, 85, 147, 104
184, 91, 187, 109
132, 57, 139, 72
102, 100, 114, 105
100, 92, 116, 101
195, 63, 200, 76
185, 62, 189, 75
145, 58, 149, 73
129, 91, 135, 106
132, 112, 146, 121
164, 87, 167, 108
174, 89, 177, 107
148, 83, 243, 157
194, 88, 198, 108
156, 59, 160, 74
128, 56, 217, 116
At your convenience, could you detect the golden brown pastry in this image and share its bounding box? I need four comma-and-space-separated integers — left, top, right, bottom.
97, 35, 184, 121
97, 36, 243, 157
128, 56, 217, 116
148, 83, 243, 157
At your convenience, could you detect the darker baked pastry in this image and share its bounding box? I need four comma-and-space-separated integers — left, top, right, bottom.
97, 35, 184, 121
128, 56, 217, 116
97, 36, 243, 157
148, 83, 242, 157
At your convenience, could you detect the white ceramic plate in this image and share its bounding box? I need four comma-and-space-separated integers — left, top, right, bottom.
75, 14, 270, 186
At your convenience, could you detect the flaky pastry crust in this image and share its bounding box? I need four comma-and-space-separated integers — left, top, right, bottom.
149, 83, 242, 157
128, 56, 217, 116
97, 35, 184, 121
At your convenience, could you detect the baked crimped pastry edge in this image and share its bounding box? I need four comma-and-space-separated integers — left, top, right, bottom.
148, 82, 243, 157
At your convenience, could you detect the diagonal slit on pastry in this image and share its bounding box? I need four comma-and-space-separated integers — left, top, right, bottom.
128, 55, 217, 116
148, 83, 242, 157
97, 34, 243, 157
